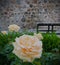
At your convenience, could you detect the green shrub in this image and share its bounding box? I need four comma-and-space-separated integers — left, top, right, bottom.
42, 33, 60, 52
0, 32, 22, 52
40, 52, 60, 65
0, 31, 34, 65
0, 32, 60, 65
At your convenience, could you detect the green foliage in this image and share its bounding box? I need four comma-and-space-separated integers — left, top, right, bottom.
0, 31, 38, 65
22, 62, 33, 65
7, 32, 23, 42
0, 31, 34, 52
42, 33, 60, 52
0, 41, 22, 65
0, 53, 9, 65
33, 58, 41, 65
0, 32, 22, 53
40, 52, 60, 65
0, 32, 60, 65
1, 44, 14, 54
0, 32, 22, 44
0, 52, 22, 65
0, 32, 23, 65
21, 30, 34, 35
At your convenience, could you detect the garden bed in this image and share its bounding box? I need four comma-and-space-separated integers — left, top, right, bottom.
0, 24, 60, 65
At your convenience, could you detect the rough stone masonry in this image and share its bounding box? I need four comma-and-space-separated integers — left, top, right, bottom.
0, 0, 60, 31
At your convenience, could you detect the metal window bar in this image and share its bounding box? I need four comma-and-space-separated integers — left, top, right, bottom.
37, 23, 60, 35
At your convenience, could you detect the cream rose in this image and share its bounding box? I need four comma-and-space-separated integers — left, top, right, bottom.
1, 31, 7, 34
13, 35, 42, 62
8, 24, 20, 32
34, 33, 43, 40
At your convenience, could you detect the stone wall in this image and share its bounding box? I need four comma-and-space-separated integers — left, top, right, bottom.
0, 0, 60, 31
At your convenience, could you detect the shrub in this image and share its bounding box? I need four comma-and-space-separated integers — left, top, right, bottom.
42, 33, 60, 52
0, 32, 60, 65
40, 52, 60, 65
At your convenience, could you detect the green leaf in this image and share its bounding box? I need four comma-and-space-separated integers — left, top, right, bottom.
0, 53, 9, 65
2, 44, 14, 54
33, 58, 41, 65
40, 52, 60, 65
22, 62, 34, 65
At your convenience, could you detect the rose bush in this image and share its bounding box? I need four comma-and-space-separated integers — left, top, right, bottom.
0, 26, 60, 65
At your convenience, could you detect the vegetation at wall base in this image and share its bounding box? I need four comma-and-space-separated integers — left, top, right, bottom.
42, 33, 60, 52
0, 32, 60, 65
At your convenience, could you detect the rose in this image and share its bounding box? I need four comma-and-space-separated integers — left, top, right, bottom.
13, 35, 42, 62
1, 31, 7, 34
34, 33, 43, 40
8, 24, 20, 32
